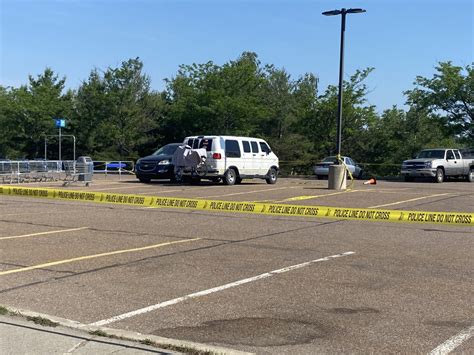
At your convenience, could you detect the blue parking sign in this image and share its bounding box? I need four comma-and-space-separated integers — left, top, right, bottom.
55, 119, 66, 128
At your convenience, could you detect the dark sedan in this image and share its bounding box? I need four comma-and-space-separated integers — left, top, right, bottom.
135, 143, 181, 183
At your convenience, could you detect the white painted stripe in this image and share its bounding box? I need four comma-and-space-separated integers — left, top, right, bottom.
66, 341, 87, 354
429, 325, 474, 355
0, 227, 88, 240
368, 193, 450, 208
90, 251, 355, 326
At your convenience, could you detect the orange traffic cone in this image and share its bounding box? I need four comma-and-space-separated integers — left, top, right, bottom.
363, 177, 377, 185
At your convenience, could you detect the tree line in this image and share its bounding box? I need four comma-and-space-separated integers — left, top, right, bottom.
0, 52, 472, 176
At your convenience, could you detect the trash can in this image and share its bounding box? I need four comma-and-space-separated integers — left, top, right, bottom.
76, 156, 93, 184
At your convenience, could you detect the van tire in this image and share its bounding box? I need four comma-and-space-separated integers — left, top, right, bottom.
266, 168, 278, 184
223, 168, 237, 185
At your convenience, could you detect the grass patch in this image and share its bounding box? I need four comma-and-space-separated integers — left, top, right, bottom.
93, 329, 218, 354
26, 315, 58, 327
162, 346, 214, 354
125, 335, 215, 354
148, 342, 215, 355
0, 306, 217, 354
89, 329, 108, 337
139, 338, 154, 346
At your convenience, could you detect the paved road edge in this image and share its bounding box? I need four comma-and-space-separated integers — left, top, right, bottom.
1, 305, 254, 355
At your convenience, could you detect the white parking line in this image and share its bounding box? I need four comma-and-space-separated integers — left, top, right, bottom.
90, 251, 355, 326
368, 193, 450, 208
429, 325, 474, 355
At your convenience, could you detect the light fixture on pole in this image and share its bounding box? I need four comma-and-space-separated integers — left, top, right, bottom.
322, 8, 366, 190
322, 7, 365, 160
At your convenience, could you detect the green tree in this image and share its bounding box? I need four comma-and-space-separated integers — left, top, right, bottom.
405, 62, 473, 144
72, 58, 162, 160
70, 69, 111, 158
0, 69, 72, 159
0, 86, 14, 157
303, 68, 377, 161
261, 70, 318, 173
162, 52, 268, 141
363, 106, 456, 176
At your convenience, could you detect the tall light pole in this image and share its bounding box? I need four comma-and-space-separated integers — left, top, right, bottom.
322, 8, 366, 161
323, 8, 365, 190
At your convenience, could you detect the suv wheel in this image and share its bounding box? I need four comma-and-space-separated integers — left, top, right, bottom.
138, 177, 151, 183
223, 168, 237, 185
266, 168, 278, 184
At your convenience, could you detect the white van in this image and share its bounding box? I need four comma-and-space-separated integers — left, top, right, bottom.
181, 135, 279, 185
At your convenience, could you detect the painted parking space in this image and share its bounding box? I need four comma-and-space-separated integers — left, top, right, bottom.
9, 174, 470, 211
0, 238, 200, 276
1, 183, 472, 226
0, 227, 89, 241
0, 177, 472, 353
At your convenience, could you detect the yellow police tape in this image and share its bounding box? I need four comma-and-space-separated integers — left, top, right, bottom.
0, 185, 472, 226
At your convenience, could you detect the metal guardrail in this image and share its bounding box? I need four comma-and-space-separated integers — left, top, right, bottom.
0, 160, 135, 184
92, 161, 135, 179
0, 160, 63, 183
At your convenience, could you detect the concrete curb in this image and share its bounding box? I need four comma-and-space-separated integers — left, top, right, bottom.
3, 306, 254, 355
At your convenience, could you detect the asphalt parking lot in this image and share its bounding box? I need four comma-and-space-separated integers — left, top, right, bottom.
1, 175, 473, 354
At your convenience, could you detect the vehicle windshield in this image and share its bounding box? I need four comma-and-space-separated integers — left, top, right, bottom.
416, 150, 445, 159
322, 157, 338, 163
152, 144, 179, 156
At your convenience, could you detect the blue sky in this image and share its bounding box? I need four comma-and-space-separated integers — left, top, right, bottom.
1, 0, 472, 112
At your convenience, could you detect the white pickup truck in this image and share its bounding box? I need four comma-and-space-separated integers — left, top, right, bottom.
401, 148, 474, 183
